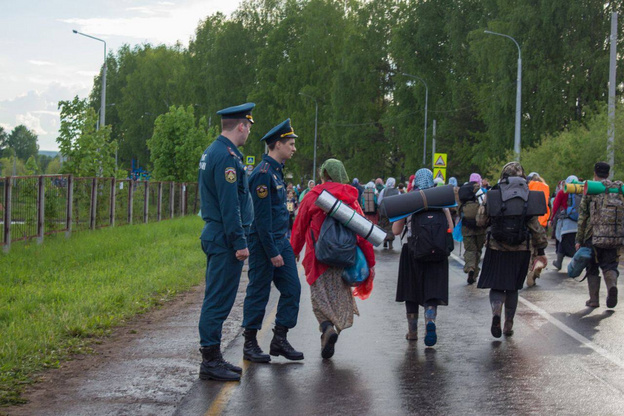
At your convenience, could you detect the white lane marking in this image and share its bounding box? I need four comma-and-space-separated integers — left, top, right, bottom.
449, 252, 624, 371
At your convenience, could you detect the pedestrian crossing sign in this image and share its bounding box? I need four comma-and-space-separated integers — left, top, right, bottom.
433, 153, 447, 168
433, 168, 446, 183
246, 156, 255, 165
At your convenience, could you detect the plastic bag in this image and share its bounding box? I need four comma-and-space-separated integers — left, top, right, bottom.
452, 220, 463, 242
353, 267, 374, 300
342, 246, 369, 286
568, 247, 593, 278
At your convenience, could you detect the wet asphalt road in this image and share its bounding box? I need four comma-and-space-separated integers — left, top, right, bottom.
175, 244, 624, 416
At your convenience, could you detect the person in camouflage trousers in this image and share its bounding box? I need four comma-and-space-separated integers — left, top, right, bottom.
575, 162, 620, 308
460, 176, 487, 284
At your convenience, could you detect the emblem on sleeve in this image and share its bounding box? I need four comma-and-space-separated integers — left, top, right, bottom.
256, 185, 268, 199
225, 167, 237, 183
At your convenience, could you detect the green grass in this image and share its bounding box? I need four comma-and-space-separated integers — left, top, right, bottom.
0, 216, 206, 406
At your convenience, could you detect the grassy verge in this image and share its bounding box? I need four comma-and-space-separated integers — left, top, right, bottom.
0, 216, 205, 406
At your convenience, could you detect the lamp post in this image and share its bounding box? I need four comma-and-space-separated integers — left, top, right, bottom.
402, 73, 429, 167
485, 30, 522, 161
299, 92, 319, 183
73, 29, 107, 131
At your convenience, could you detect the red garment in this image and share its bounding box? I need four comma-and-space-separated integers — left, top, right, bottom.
406, 175, 415, 193
290, 182, 376, 287
551, 190, 567, 221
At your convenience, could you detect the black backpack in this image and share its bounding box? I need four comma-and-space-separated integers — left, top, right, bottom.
313, 215, 357, 268
488, 177, 531, 247
408, 210, 451, 262
458, 181, 477, 203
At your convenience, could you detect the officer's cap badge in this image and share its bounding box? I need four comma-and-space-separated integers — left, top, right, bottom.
225, 167, 237, 183
256, 185, 268, 199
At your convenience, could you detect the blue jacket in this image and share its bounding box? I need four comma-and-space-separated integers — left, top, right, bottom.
249, 154, 289, 258
199, 135, 254, 250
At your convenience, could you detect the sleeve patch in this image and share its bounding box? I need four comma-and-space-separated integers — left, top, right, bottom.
256, 185, 268, 199
225, 167, 237, 183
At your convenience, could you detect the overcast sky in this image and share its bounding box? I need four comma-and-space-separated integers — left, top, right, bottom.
0, 0, 239, 151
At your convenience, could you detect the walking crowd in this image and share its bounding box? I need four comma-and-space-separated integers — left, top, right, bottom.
196, 102, 623, 382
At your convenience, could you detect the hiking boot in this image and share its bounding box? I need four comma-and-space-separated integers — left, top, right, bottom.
586, 274, 601, 308
491, 315, 502, 338
269, 325, 304, 360
467, 270, 476, 285
199, 346, 241, 381
605, 271, 618, 308
320, 325, 339, 359
405, 313, 418, 341
424, 322, 437, 347
503, 319, 514, 336
526, 270, 536, 287
552, 253, 564, 271
383, 241, 388, 248
243, 329, 271, 363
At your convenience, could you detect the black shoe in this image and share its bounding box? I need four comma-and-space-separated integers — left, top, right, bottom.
243, 329, 271, 363
199, 346, 241, 381
607, 286, 618, 308
467, 270, 476, 285
269, 326, 304, 360
383, 241, 388, 248
321, 326, 338, 359
491, 315, 502, 338
503, 319, 514, 336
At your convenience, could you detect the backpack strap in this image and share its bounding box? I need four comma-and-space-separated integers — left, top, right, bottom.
419, 190, 428, 210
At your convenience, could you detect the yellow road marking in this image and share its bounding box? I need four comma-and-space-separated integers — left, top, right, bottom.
204, 303, 279, 416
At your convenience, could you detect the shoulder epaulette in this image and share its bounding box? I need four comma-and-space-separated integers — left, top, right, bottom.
260, 162, 270, 174
227, 147, 239, 159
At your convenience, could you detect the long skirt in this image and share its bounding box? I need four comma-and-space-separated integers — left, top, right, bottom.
396, 244, 449, 306
477, 248, 531, 291
557, 233, 577, 258
310, 267, 359, 334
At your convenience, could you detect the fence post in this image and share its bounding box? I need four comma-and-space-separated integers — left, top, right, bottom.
128, 180, 134, 225
3, 177, 11, 252
157, 182, 162, 222
90, 178, 98, 230
144, 182, 149, 223
170, 182, 175, 219
181, 183, 187, 216
110, 178, 116, 227
37, 176, 45, 244
66, 175, 73, 238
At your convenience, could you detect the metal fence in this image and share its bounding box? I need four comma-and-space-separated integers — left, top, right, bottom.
1, 175, 199, 252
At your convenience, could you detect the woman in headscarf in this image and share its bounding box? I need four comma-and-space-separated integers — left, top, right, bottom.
392, 169, 454, 347
361, 181, 379, 225
375, 178, 385, 193
299, 179, 316, 203
378, 177, 398, 249
549, 175, 580, 270
477, 162, 548, 338
291, 159, 376, 359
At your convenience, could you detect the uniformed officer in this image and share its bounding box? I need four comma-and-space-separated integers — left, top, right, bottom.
242, 118, 304, 362
198, 102, 255, 382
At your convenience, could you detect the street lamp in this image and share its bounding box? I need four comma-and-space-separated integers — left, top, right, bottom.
73, 29, 107, 131
402, 73, 429, 167
484, 30, 522, 161
299, 92, 319, 183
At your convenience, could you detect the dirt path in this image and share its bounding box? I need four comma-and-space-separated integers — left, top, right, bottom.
3, 272, 249, 416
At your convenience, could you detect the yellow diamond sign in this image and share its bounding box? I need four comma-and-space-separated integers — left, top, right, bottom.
433, 168, 446, 183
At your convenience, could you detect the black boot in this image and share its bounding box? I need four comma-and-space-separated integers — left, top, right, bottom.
467, 270, 476, 285
199, 346, 241, 381
269, 325, 304, 360
243, 329, 271, 363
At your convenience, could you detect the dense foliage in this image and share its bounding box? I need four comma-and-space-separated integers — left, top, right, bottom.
85, 0, 624, 183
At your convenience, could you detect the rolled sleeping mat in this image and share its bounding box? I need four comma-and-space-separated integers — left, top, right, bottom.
584, 180, 624, 195
381, 185, 457, 222
563, 183, 584, 194
568, 247, 593, 278
315, 190, 386, 247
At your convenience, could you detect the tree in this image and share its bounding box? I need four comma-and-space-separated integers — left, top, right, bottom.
0, 126, 7, 157
147, 105, 213, 182
24, 156, 39, 175
57, 96, 117, 177
45, 157, 61, 175
7, 125, 39, 161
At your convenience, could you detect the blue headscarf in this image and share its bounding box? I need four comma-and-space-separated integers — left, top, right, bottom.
414, 169, 434, 190
448, 177, 458, 187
